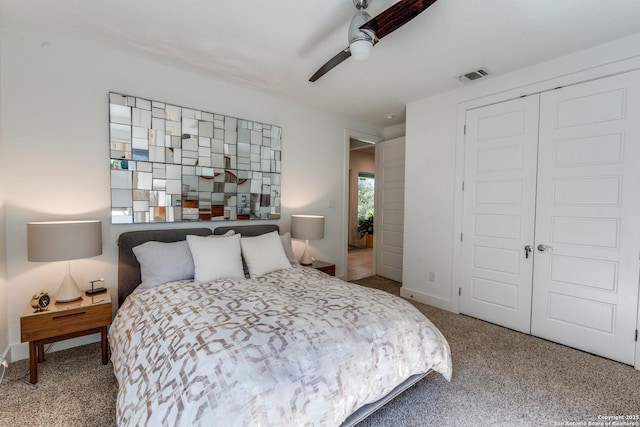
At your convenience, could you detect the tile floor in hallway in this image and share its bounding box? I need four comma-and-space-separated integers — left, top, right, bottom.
347, 246, 374, 281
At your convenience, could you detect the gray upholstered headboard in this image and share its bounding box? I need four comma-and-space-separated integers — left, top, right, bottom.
117, 224, 280, 307
212, 224, 279, 237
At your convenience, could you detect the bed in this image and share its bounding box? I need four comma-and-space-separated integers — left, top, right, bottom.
110, 225, 451, 426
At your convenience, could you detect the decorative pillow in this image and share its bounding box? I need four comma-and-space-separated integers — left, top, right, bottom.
187, 233, 245, 282
241, 231, 293, 277
133, 240, 194, 290
132, 230, 235, 289
280, 232, 298, 265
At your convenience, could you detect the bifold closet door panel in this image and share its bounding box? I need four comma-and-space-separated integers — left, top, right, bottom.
460, 95, 540, 334
531, 70, 640, 365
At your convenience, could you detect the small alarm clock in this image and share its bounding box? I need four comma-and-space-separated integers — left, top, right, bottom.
30, 291, 51, 310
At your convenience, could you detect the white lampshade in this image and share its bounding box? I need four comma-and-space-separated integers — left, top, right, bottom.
27, 220, 103, 302
291, 215, 325, 241
291, 215, 325, 265
350, 39, 373, 60
28, 220, 103, 262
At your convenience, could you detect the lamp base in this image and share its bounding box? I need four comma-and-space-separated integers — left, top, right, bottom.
299, 240, 313, 265
55, 272, 83, 302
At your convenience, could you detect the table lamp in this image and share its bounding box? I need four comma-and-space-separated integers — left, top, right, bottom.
291, 215, 325, 265
27, 220, 103, 302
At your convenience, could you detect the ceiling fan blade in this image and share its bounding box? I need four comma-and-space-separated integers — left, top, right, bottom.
360, 0, 438, 41
309, 47, 352, 82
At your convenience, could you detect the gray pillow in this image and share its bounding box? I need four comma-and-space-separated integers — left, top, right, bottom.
132, 240, 195, 289
280, 232, 298, 265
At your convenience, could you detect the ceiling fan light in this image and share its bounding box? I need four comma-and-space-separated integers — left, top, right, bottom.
350, 39, 373, 60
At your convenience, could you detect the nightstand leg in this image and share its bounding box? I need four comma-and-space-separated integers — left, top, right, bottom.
37, 342, 45, 363
101, 326, 108, 365
29, 341, 38, 384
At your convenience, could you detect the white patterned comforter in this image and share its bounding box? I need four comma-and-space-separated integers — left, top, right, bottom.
109, 266, 451, 426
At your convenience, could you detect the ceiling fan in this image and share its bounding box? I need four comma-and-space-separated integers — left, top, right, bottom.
309, 0, 438, 82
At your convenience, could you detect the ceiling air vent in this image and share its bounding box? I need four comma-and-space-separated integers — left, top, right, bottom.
458, 68, 490, 82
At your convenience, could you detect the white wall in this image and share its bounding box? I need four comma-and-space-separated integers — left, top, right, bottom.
0, 23, 382, 361
402, 32, 640, 312
0, 40, 7, 359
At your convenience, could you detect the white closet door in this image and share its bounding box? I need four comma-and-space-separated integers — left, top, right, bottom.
460, 96, 540, 334
532, 71, 640, 364
375, 137, 405, 282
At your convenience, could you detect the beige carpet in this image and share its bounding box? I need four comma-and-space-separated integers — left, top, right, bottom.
1, 276, 639, 426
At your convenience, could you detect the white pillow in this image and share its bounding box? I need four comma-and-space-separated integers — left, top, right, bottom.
133, 240, 194, 290
280, 232, 298, 265
187, 233, 245, 281
241, 231, 293, 277
132, 230, 235, 289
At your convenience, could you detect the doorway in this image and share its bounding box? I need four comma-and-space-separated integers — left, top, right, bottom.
348, 139, 375, 280
357, 172, 375, 247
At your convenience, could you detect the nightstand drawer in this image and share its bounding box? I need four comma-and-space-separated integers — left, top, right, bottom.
20, 303, 112, 342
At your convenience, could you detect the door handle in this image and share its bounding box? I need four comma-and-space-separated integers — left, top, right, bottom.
524, 245, 532, 259
537, 244, 553, 252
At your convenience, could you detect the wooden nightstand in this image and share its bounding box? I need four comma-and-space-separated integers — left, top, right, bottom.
311, 260, 336, 276
20, 292, 112, 384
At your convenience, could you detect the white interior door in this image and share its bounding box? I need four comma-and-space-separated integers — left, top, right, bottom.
531, 71, 640, 365
375, 137, 405, 282
460, 96, 540, 334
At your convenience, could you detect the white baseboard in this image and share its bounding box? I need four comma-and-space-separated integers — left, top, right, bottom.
400, 286, 457, 313
9, 333, 101, 363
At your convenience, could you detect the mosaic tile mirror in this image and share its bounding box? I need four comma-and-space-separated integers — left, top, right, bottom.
109, 93, 282, 224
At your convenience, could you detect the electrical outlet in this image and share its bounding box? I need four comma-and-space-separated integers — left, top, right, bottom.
428, 272, 436, 282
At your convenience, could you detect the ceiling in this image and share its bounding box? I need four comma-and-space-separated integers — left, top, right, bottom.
2, 1, 640, 127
